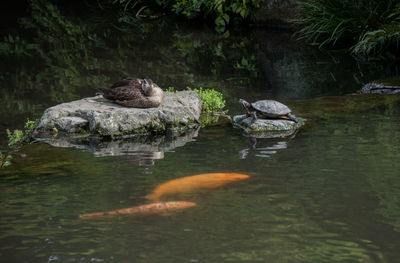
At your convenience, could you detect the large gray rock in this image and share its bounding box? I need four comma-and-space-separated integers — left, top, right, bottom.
233, 114, 304, 136
36, 91, 202, 136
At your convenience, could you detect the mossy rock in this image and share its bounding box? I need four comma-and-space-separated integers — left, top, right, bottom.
233, 114, 304, 137
35, 91, 202, 137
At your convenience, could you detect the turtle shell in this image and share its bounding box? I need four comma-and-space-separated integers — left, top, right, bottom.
251, 100, 292, 116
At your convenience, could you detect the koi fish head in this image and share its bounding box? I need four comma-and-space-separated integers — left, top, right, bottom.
220, 173, 250, 181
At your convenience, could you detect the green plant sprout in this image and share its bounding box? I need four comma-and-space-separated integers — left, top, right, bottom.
192, 87, 226, 113
6, 119, 38, 148
0, 152, 12, 168
166, 86, 227, 113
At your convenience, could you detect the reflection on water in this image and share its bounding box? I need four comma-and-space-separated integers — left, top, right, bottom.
238, 130, 297, 159
38, 128, 199, 169
114, 152, 164, 169
239, 140, 288, 159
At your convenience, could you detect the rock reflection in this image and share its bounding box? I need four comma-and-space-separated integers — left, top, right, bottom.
239, 131, 297, 159
113, 151, 164, 168
40, 128, 199, 168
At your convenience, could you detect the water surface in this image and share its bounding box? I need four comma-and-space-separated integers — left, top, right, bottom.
1, 5, 400, 262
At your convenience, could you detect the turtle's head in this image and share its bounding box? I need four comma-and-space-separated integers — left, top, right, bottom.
239, 99, 251, 110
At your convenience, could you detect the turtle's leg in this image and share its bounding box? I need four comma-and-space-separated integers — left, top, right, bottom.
249, 136, 257, 148
287, 113, 298, 123
251, 112, 258, 124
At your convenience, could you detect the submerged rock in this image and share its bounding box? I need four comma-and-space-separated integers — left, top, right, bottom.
361, 78, 400, 94
233, 114, 304, 136
35, 91, 202, 136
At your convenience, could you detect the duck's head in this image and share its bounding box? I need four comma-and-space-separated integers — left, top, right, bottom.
142, 79, 164, 99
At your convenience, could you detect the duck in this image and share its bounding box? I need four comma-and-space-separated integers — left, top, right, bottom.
98, 78, 164, 108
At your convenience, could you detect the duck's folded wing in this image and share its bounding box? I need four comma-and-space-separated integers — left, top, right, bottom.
100, 86, 142, 101
110, 78, 141, 89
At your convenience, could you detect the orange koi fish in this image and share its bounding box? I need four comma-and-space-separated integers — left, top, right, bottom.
79, 201, 196, 220
146, 173, 250, 201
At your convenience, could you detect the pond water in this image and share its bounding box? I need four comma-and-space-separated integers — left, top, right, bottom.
1, 5, 400, 263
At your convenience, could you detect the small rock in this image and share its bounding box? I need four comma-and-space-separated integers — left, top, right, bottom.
233, 114, 304, 137
361, 79, 400, 94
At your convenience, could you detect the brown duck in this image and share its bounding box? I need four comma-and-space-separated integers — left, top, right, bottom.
99, 78, 164, 108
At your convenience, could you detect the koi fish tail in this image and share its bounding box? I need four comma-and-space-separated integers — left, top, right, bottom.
79, 211, 108, 220
145, 193, 159, 201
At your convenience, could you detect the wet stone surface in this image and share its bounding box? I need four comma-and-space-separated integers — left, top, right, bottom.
361, 82, 400, 94
233, 114, 304, 136
35, 91, 202, 137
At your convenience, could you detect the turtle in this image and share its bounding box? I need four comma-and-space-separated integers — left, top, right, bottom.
98, 78, 164, 108
239, 99, 298, 123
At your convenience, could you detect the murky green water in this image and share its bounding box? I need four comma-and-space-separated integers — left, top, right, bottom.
1, 5, 400, 262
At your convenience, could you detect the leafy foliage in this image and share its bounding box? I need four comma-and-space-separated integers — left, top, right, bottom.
172, 32, 259, 80
192, 87, 226, 113
165, 86, 178, 92
352, 4, 400, 56
96, 0, 261, 31
294, 0, 400, 57
234, 56, 256, 71
0, 152, 13, 168
6, 119, 37, 148
166, 86, 227, 113
172, 0, 260, 31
